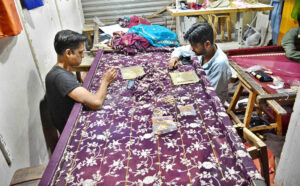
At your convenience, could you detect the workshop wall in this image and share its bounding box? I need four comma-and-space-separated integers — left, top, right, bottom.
0, 0, 84, 185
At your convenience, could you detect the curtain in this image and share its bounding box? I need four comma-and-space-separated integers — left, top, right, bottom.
0, 0, 23, 38
278, 0, 299, 45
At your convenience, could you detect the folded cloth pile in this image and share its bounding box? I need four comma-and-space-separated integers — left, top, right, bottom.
131, 64, 168, 102
117, 16, 151, 28
110, 31, 150, 55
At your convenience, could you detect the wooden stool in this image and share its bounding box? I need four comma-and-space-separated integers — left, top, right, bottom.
208, 13, 231, 41
10, 164, 47, 186
234, 124, 270, 186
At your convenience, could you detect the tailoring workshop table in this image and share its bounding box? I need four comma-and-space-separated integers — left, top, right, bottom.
226, 46, 300, 135
167, 3, 273, 45
40, 49, 264, 185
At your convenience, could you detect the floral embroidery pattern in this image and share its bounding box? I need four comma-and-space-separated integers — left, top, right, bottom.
52, 50, 262, 186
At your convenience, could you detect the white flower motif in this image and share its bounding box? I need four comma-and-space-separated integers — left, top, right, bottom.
189, 123, 200, 128
236, 150, 247, 157
142, 175, 156, 184
227, 167, 239, 175
82, 179, 96, 186
166, 139, 177, 149
65, 151, 75, 161
165, 163, 175, 172
217, 112, 228, 117
142, 133, 153, 140
86, 156, 97, 167
193, 141, 204, 151
110, 159, 123, 170
140, 149, 151, 158
202, 161, 214, 169
96, 135, 106, 141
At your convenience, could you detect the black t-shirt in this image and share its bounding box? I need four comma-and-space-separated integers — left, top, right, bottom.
45, 66, 80, 133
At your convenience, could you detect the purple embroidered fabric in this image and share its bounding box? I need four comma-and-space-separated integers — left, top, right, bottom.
40, 50, 263, 186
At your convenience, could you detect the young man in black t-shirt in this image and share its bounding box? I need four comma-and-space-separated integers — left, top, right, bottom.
46, 30, 117, 133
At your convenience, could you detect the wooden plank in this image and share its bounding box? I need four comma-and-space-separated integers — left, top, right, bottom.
166, 5, 274, 17
10, 164, 47, 185
249, 123, 277, 132
276, 114, 282, 136
242, 127, 270, 186
257, 92, 297, 104
244, 91, 257, 128
243, 127, 266, 147
227, 110, 242, 124
260, 145, 270, 186
247, 146, 260, 159
227, 81, 243, 112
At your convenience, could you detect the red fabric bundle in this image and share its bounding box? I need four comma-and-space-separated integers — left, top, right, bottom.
187, 3, 202, 10
128, 16, 151, 28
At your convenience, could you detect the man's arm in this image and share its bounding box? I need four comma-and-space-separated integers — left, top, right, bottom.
68, 68, 117, 110
281, 28, 300, 63
169, 45, 195, 69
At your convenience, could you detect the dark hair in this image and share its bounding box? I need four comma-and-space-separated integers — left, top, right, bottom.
184, 22, 214, 46
54, 30, 87, 55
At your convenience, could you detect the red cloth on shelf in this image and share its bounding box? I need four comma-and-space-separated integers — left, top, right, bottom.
128, 16, 151, 28
0, 0, 23, 38
187, 2, 203, 10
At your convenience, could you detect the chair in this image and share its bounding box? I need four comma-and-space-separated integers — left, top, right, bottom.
208, 13, 231, 41
235, 124, 270, 186
10, 164, 47, 186
39, 97, 59, 156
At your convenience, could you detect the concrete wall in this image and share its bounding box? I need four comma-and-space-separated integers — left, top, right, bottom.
0, 0, 84, 185
274, 88, 300, 186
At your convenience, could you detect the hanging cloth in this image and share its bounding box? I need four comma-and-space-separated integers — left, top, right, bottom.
269, 0, 284, 45
0, 0, 23, 38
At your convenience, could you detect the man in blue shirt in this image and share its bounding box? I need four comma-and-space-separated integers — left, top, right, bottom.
168, 22, 232, 103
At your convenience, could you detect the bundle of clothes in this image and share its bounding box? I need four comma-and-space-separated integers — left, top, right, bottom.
110, 31, 150, 55
108, 16, 179, 55
129, 63, 168, 102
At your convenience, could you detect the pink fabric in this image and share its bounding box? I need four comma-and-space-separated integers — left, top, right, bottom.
128, 16, 151, 28
110, 31, 150, 55
121, 33, 150, 49
228, 53, 300, 94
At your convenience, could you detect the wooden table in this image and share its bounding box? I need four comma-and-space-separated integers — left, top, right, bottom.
40, 50, 265, 186
83, 23, 97, 49
166, 3, 273, 45
226, 46, 299, 136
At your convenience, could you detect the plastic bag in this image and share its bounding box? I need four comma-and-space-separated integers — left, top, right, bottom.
246, 65, 265, 73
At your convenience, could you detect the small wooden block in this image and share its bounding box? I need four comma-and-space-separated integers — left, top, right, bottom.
10, 164, 47, 186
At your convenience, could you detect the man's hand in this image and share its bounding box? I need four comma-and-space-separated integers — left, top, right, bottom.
102, 68, 117, 86
169, 57, 179, 69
